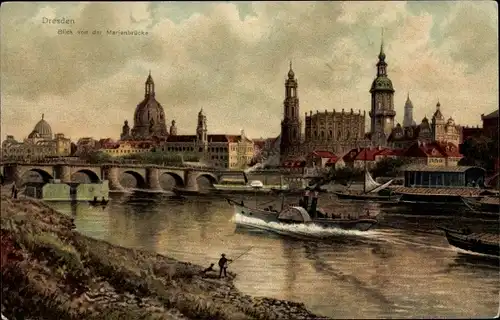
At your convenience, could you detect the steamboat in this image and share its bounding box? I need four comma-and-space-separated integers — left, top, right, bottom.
228, 189, 377, 232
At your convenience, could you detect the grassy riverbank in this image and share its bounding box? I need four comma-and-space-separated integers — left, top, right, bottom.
0, 195, 327, 320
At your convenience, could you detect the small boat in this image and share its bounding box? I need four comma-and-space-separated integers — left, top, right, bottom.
212, 172, 289, 195
438, 226, 500, 257
229, 190, 377, 231
462, 196, 500, 213
334, 171, 400, 202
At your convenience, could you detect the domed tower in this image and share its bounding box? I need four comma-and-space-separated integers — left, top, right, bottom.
196, 108, 208, 153
130, 72, 168, 140
29, 114, 53, 140
169, 120, 177, 136
369, 30, 396, 147
280, 60, 302, 162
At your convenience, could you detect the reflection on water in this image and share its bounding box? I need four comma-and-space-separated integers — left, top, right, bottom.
49, 194, 500, 319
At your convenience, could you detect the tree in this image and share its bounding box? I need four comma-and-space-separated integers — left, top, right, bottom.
459, 136, 496, 171
310, 166, 363, 187
87, 151, 113, 164
70, 143, 78, 156
371, 157, 410, 178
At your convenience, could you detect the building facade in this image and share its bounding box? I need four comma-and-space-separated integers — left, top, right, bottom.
388, 101, 461, 149
158, 109, 255, 169
100, 140, 154, 157
120, 72, 175, 142
278, 62, 368, 163
302, 109, 367, 155
481, 110, 499, 140
1, 114, 71, 161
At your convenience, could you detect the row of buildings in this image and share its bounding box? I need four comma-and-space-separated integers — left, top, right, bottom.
1, 35, 497, 172
286, 140, 464, 177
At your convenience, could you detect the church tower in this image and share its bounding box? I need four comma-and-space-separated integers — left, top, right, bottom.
403, 93, 416, 127
431, 100, 445, 140
369, 31, 396, 146
280, 61, 302, 162
196, 108, 208, 153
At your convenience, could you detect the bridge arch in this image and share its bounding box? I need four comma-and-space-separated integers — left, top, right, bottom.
121, 170, 147, 189
20, 168, 54, 185
72, 169, 101, 183
160, 172, 184, 189
197, 173, 218, 187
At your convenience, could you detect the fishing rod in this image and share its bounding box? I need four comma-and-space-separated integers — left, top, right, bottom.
227, 246, 253, 265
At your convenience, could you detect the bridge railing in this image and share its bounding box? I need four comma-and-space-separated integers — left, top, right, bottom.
0, 160, 288, 174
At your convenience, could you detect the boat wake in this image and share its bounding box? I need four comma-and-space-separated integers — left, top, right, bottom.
232, 213, 383, 240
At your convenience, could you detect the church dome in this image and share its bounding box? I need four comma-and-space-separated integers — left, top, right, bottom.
370, 76, 394, 92
32, 114, 52, 139
131, 73, 168, 138
134, 97, 165, 125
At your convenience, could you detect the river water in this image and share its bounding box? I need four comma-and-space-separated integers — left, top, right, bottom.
50, 193, 500, 319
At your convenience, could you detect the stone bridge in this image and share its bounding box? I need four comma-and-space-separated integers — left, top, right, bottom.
0, 163, 223, 192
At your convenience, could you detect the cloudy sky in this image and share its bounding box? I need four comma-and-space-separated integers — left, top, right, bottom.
1, 1, 497, 141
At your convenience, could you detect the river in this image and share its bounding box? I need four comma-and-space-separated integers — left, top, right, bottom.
49, 192, 499, 319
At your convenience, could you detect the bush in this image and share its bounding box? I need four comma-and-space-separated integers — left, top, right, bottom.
371, 157, 410, 178
87, 151, 113, 164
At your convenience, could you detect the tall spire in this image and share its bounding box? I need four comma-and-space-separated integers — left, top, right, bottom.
41, 113, 44, 120
378, 28, 386, 61
288, 60, 295, 79
145, 71, 155, 97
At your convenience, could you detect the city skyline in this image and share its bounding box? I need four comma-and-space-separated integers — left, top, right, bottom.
1, 1, 498, 141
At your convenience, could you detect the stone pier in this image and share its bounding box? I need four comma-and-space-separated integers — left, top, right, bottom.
53, 165, 71, 183
146, 167, 162, 192
3, 165, 20, 185
102, 167, 125, 192
183, 169, 199, 192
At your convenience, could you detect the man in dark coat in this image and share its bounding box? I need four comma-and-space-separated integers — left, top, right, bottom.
218, 253, 232, 278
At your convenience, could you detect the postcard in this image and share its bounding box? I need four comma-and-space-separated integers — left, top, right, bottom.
1, 2, 498, 320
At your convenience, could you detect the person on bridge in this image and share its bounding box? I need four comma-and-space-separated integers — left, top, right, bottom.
218, 253, 232, 279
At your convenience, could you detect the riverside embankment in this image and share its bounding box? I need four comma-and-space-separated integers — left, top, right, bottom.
0, 195, 328, 320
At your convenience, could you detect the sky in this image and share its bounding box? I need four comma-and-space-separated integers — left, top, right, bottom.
1, 1, 498, 142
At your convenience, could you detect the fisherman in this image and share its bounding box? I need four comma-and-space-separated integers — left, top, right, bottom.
218, 253, 233, 278
202, 263, 215, 275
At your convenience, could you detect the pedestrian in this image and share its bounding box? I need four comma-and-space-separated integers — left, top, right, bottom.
218, 253, 232, 278
11, 184, 16, 199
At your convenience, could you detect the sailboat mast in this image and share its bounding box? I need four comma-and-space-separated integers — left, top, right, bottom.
363, 148, 367, 194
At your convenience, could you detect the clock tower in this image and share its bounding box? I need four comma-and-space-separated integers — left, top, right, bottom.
369, 32, 396, 147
